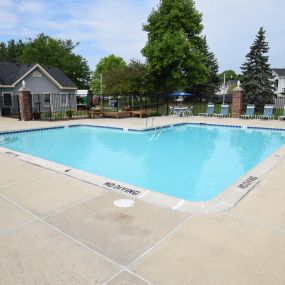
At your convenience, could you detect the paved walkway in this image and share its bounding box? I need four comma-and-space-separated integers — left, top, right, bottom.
0, 116, 285, 284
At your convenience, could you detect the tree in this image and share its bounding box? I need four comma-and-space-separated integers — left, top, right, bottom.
19, 34, 91, 88
0, 42, 7, 61
219, 70, 239, 83
141, 0, 208, 94
91, 55, 126, 94
0, 40, 26, 62
192, 37, 219, 100
241, 27, 274, 110
101, 59, 151, 95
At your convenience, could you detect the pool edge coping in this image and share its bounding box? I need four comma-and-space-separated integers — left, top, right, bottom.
1, 121, 285, 215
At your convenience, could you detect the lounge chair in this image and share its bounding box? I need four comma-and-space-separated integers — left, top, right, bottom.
257, 105, 274, 120
239, 105, 255, 119
199, 103, 214, 117
183, 106, 193, 116
213, 104, 230, 117
278, 106, 285, 120
169, 106, 175, 116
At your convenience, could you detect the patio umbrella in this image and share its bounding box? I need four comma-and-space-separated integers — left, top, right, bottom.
169, 91, 192, 97
169, 91, 193, 106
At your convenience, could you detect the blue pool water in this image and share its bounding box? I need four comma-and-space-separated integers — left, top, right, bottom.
2, 125, 285, 201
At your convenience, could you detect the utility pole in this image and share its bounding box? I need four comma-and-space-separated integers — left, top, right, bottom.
222, 73, 226, 104
100, 74, 103, 107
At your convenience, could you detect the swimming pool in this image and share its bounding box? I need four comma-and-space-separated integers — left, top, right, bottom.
1, 124, 285, 201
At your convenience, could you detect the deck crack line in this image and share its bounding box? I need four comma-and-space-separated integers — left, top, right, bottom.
42, 192, 108, 219
214, 198, 233, 207
0, 192, 153, 284
0, 175, 49, 190
101, 269, 124, 285
129, 214, 194, 266
200, 202, 209, 214
0, 219, 39, 236
222, 212, 285, 234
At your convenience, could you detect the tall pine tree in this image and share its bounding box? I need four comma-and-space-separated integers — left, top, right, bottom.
241, 27, 274, 110
192, 36, 219, 101
142, 0, 208, 93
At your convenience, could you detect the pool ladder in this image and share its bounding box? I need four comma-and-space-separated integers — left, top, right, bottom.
146, 117, 162, 141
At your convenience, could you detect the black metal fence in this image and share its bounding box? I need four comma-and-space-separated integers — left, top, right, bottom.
93, 93, 229, 117
0, 94, 20, 118
31, 93, 87, 120
1, 92, 285, 120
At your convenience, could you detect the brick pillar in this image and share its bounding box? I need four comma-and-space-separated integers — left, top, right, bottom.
18, 84, 33, 121
231, 86, 244, 118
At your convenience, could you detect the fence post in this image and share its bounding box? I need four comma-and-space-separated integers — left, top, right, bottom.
166, 94, 169, 115
18, 81, 33, 121
156, 93, 159, 115
16, 95, 21, 120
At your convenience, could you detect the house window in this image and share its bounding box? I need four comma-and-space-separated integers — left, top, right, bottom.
60, 93, 68, 106
44, 93, 51, 107
3, 92, 12, 107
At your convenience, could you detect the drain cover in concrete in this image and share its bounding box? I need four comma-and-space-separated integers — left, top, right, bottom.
113, 199, 134, 208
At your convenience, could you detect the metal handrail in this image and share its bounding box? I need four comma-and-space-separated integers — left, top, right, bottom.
147, 118, 163, 141
145, 117, 155, 128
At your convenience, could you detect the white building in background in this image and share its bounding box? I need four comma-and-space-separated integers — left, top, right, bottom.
272, 69, 285, 97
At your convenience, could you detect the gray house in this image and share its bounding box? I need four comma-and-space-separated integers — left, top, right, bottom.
0, 62, 77, 115
272, 68, 285, 97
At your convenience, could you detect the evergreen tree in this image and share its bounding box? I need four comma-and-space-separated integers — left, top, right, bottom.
241, 27, 274, 110
0, 40, 26, 62
142, 0, 208, 93
0, 42, 7, 61
192, 37, 219, 100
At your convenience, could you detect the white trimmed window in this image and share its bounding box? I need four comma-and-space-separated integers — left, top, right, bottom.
44, 93, 51, 107
2, 92, 12, 107
60, 93, 68, 106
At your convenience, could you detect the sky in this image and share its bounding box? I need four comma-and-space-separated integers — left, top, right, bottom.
0, 0, 284, 73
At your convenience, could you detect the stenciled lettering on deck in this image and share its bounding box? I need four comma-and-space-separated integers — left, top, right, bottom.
104, 181, 141, 196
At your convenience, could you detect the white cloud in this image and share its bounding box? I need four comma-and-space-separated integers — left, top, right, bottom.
0, 0, 283, 71
195, 0, 285, 71
0, 11, 17, 31
0, 0, 14, 8
18, 0, 45, 14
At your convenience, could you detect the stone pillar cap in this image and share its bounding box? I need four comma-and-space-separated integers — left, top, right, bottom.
233, 86, 244, 92
18, 80, 31, 92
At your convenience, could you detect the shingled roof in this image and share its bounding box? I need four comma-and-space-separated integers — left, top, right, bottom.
272, 68, 285, 77
0, 62, 77, 88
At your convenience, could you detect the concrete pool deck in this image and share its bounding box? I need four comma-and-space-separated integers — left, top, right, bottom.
0, 116, 285, 284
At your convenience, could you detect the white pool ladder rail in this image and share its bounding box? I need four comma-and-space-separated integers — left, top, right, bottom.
146, 117, 162, 141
